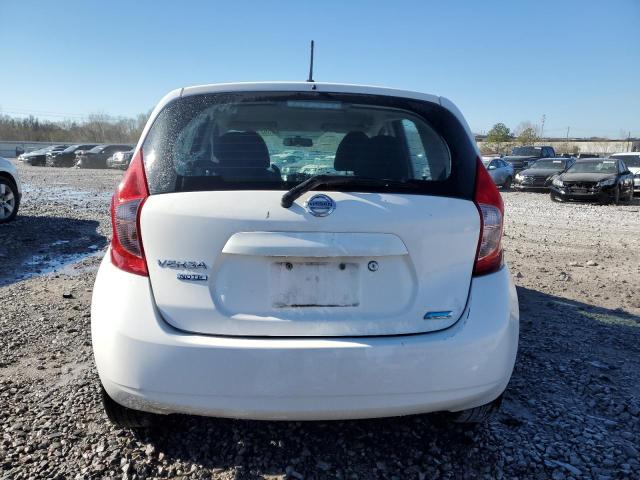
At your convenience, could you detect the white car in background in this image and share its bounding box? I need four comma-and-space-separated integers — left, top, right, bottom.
0, 156, 21, 223
92, 82, 519, 428
610, 152, 640, 193
482, 156, 515, 189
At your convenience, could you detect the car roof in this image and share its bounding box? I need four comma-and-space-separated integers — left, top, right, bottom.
180, 81, 441, 104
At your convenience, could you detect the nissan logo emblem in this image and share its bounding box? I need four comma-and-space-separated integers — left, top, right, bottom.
304, 194, 336, 217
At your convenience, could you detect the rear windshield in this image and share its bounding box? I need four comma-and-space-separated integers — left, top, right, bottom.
611, 154, 640, 168
142, 91, 477, 199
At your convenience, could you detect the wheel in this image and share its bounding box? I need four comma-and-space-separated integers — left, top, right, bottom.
101, 386, 156, 428
502, 176, 512, 190
626, 185, 634, 202
0, 178, 19, 223
613, 186, 620, 205
448, 394, 503, 425
550, 191, 562, 202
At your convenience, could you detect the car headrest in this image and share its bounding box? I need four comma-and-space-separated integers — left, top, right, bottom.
334, 131, 369, 172
213, 131, 270, 169
356, 135, 407, 180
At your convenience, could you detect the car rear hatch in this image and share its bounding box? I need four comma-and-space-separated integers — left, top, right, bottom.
140, 190, 479, 336
133, 87, 483, 337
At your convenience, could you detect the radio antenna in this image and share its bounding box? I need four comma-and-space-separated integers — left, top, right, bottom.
306, 40, 315, 82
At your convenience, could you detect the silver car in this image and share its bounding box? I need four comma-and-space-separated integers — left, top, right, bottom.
482, 157, 514, 189
0, 156, 22, 223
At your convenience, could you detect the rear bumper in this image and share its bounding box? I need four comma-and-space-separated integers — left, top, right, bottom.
92, 257, 519, 420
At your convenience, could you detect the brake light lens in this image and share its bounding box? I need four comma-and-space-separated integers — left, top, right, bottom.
473, 157, 504, 276
110, 149, 149, 276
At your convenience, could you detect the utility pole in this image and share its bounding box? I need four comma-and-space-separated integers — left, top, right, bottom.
566, 126, 570, 142
628, 131, 631, 152
540, 114, 546, 143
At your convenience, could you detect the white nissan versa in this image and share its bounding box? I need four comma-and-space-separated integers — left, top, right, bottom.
91, 82, 519, 428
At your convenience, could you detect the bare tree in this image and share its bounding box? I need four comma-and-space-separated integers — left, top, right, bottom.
514, 121, 540, 145
0, 111, 151, 143
556, 142, 580, 155
591, 141, 620, 156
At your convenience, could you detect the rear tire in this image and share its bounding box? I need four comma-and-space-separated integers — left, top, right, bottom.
449, 394, 503, 425
101, 386, 156, 429
502, 176, 512, 190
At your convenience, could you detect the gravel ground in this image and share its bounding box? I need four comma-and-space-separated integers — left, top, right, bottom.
1, 162, 639, 479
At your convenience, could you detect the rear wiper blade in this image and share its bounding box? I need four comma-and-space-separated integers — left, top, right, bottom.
281, 174, 419, 208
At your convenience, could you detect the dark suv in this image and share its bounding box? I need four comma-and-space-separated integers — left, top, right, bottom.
503, 145, 556, 171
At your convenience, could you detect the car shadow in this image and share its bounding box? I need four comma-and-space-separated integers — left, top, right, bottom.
0, 215, 107, 287
128, 286, 640, 477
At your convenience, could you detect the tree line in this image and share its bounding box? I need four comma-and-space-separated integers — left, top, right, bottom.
482, 122, 635, 156
482, 121, 549, 154
0, 112, 151, 144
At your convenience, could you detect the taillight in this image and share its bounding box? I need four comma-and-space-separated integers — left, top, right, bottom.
110, 149, 149, 276
473, 157, 504, 276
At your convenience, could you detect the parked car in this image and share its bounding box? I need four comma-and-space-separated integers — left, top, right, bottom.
92, 82, 519, 429
513, 157, 575, 190
550, 158, 634, 204
503, 145, 556, 171
106, 150, 134, 169
46, 144, 98, 167
19, 145, 69, 166
482, 157, 514, 189
76, 144, 133, 169
610, 152, 640, 194
0, 156, 21, 223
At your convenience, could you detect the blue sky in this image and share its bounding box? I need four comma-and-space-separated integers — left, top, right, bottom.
1, 0, 638, 137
